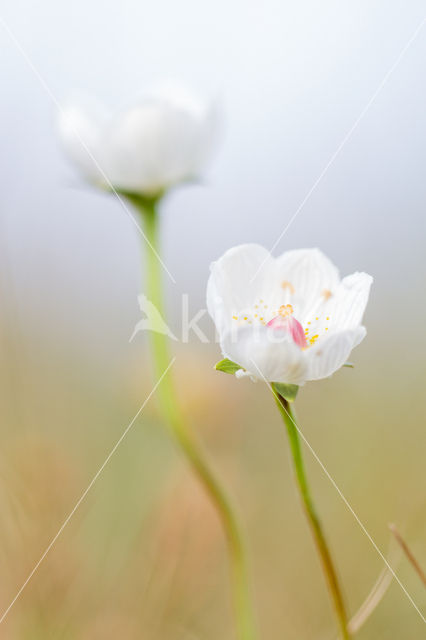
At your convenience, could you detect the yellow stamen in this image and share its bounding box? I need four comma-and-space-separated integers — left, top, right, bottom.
322, 289, 332, 300
281, 280, 295, 294
278, 304, 293, 318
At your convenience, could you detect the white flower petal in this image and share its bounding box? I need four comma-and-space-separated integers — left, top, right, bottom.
207, 244, 274, 335
221, 325, 308, 385
323, 272, 373, 331
274, 248, 340, 320
149, 81, 211, 120
306, 327, 366, 380
148, 82, 219, 175
103, 103, 212, 194
57, 97, 109, 185
102, 105, 173, 193
235, 368, 257, 382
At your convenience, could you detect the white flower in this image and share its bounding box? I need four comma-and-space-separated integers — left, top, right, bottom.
57, 82, 218, 197
207, 244, 372, 385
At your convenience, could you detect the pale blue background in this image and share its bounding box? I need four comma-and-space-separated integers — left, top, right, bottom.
1, 0, 425, 362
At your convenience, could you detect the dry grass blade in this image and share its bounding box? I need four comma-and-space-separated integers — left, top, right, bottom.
347, 565, 394, 634
389, 523, 426, 588
326, 545, 400, 640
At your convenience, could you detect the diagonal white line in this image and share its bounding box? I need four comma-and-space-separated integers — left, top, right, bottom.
250, 16, 426, 283
0, 358, 175, 625
249, 358, 426, 625
0, 15, 176, 284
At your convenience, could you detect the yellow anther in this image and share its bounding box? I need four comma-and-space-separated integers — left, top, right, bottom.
232, 315, 238, 320
281, 280, 295, 294
278, 304, 293, 318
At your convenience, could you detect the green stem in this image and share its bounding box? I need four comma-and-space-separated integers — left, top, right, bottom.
274, 393, 350, 640
127, 194, 257, 640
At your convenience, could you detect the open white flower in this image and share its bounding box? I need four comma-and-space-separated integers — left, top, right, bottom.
207, 244, 372, 385
57, 82, 218, 197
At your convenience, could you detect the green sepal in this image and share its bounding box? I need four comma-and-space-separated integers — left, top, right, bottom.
271, 381, 299, 403
214, 358, 243, 375
343, 362, 354, 368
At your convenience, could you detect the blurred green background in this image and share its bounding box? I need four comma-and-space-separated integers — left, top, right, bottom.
0, 300, 425, 638
1, 0, 426, 637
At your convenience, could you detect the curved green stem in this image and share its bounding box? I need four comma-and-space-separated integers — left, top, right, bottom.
127, 194, 257, 640
274, 393, 350, 640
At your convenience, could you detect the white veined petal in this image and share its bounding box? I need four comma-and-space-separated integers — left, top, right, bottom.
220, 325, 308, 385
306, 327, 366, 380
324, 272, 373, 331
207, 244, 275, 336
274, 248, 340, 320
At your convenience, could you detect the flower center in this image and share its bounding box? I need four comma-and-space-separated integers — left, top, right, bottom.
231, 297, 331, 349
267, 304, 308, 348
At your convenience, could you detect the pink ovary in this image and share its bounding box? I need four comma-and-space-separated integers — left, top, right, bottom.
267, 314, 307, 348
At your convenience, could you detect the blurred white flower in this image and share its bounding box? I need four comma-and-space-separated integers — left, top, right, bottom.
57, 82, 218, 197
207, 244, 372, 385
